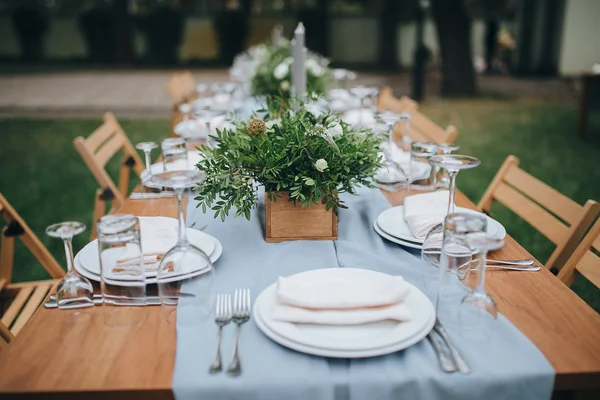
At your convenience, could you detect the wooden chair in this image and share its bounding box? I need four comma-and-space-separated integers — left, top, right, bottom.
0, 193, 65, 341
165, 71, 197, 105
478, 155, 600, 271
377, 86, 458, 145
73, 112, 144, 238
557, 217, 600, 288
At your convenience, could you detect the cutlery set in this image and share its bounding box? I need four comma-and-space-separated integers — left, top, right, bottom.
428, 318, 471, 374
210, 288, 251, 376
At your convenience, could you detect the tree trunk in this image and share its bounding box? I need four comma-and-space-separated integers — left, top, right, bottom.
431, 0, 477, 96
378, 0, 399, 70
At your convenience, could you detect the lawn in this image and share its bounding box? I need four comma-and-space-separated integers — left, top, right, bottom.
0, 99, 599, 312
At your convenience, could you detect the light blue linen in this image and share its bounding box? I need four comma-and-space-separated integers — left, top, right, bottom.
173, 187, 554, 400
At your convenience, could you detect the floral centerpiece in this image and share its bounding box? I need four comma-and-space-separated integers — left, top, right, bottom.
194, 97, 381, 241
230, 42, 333, 97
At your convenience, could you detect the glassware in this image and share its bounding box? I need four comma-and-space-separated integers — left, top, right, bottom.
161, 138, 188, 172
374, 111, 406, 190
150, 170, 214, 325
458, 234, 503, 342
97, 214, 146, 327
349, 86, 378, 127
409, 142, 438, 191
436, 213, 488, 327
397, 113, 413, 152
194, 109, 226, 147
136, 141, 158, 186
436, 143, 460, 189
179, 103, 193, 122
45, 222, 94, 309
428, 155, 480, 214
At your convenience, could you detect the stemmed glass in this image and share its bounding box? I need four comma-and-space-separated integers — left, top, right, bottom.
349, 86, 378, 127
436, 144, 460, 189
428, 155, 481, 215
45, 222, 94, 309
459, 233, 504, 341
150, 170, 214, 325
374, 111, 406, 189
136, 141, 158, 187
194, 109, 226, 147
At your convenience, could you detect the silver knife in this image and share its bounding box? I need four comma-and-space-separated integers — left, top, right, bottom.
427, 330, 457, 372
433, 318, 471, 374
129, 192, 176, 199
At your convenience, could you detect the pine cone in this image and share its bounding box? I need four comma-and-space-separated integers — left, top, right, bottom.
247, 119, 266, 137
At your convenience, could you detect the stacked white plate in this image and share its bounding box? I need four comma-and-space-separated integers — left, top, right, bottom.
74, 216, 222, 284
141, 150, 203, 178
373, 206, 507, 249
253, 268, 436, 358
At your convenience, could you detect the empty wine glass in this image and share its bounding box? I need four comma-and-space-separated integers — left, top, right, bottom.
436, 143, 460, 189
46, 222, 94, 309
136, 141, 158, 186
429, 155, 480, 214
150, 170, 214, 325
162, 138, 188, 172
374, 111, 407, 190
349, 86, 378, 127
194, 109, 226, 147
436, 213, 487, 326
459, 233, 504, 342
409, 142, 438, 191
179, 103, 193, 122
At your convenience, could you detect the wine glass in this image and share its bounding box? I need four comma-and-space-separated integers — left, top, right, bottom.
194, 109, 226, 147
136, 141, 158, 186
428, 155, 481, 215
150, 170, 214, 325
459, 233, 504, 341
45, 222, 94, 309
436, 213, 488, 325
349, 86, 378, 127
161, 138, 188, 172
374, 111, 407, 190
436, 143, 460, 189
409, 142, 438, 191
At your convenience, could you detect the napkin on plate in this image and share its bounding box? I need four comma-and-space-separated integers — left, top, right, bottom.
271, 273, 412, 325
403, 190, 449, 240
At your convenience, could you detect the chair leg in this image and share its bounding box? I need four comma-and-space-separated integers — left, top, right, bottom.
91, 189, 107, 240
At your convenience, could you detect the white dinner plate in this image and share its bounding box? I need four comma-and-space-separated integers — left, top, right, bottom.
377, 205, 506, 245
254, 268, 435, 357
74, 234, 222, 285
373, 220, 423, 249
142, 151, 203, 177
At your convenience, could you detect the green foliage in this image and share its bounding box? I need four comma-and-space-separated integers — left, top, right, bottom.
249, 43, 333, 97
195, 97, 382, 221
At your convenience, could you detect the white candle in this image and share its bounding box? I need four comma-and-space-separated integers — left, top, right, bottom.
292, 22, 307, 98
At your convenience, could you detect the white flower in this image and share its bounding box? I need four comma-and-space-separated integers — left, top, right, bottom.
327, 122, 343, 139
273, 62, 289, 80
315, 159, 328, 172
307, 59, 324, 76
284, 57, 294, 65
280, 80, 290, 91
303, 102, 322, 116
265, 118, 281, 129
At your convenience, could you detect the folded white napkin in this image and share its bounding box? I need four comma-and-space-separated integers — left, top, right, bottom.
343, 109, 377, 128
271, 273, 412, 325
139, 217, 179, 254
404, 190, 449, 240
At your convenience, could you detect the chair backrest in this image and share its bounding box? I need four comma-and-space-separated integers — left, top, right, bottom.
478, 155, 600, 271
0, 322, 14, 351
73, 112, 144, 210
557, 218, 600, 289
165, 71, 196, 104
377, 86, 458, 145
0, 193, 65, 286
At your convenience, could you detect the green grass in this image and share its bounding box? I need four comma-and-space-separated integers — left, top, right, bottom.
0, 100, 598, 312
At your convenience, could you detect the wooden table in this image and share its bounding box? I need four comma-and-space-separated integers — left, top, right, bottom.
0, 190, 599, 399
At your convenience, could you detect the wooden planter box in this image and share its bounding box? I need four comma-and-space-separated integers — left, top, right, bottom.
264, 192, 338, 242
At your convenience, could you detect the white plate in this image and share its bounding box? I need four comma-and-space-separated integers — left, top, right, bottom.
74, 235, 222, 285
142, 151, 203, 177
373, 220, 423, 249
377, 205, 506, 245
254, 268, 435, 356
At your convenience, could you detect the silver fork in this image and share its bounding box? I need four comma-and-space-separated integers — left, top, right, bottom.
227, 288, 251, 376
209, 293, 232, 374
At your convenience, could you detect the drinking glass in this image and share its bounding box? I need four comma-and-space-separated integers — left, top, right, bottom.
97, 214, 147, 327
374, 111, 406, 189
409, 142, 438, 191
136, 141, 158, 186
162, 138, 188, 172
458, 233, 503, 341
194, 109, 226, 147
436, 143, 460, 189
45, 222, 94, 309
349, 86, 378, 127
436, 213, 487, 327
428, 155, 480, 215
397, 113, 413, 152
150, 170, 214, 325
